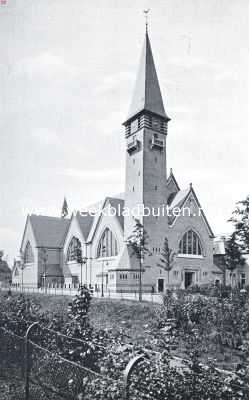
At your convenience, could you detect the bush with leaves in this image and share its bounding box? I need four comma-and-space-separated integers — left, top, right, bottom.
0, 292, 40, 336
2, 288, 249, 399
34, 285, 109, 372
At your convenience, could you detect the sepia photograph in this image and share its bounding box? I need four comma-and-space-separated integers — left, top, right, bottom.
0, 0, 249, 398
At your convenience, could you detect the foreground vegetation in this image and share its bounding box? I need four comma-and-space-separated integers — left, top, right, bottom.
1, 286, 249, 399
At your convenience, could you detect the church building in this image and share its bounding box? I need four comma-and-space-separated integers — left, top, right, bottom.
13, 28, 223, 293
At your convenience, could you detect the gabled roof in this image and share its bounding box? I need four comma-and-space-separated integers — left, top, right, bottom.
169, 185, 214, 238
76, 212, 95, 241
169, 188, 189, 209
87, 196, 124, 243
107, 197, 124, 230
166, 169, 180, 192
29, 215, 70, 248
125, 31, 169, 123
190, 187, 214, 238
115, 243, 140, 270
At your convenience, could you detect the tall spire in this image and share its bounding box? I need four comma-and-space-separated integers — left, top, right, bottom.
61, 197, 69, 218
126, 29, 169, 123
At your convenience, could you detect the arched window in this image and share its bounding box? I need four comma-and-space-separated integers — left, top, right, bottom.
178, 230, 203, 256
97, 228, 118, 258
24, 241, 34, 264
67, 237, 81, 262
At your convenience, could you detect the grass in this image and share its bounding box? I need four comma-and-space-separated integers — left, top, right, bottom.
1, 291, 244, 370
9, 292, 160, 341
1, 290, 160, 341
89, 298, 160, 341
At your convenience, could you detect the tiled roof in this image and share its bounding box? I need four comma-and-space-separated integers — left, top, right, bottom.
76, 212, 95, 241
107, 197, 124, 230
168, 186, 214, 238
166, 169, 180, 192
86, 196, 124, 242
30, 215, 70, 248
126, 32, 169, 122
169, 188, 189, 209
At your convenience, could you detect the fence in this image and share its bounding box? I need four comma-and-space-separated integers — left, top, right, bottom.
9, 285, 163, 304
1, 319, 249, 400
0, 319, 150, 400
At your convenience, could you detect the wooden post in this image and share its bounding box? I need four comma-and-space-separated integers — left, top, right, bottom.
25, 322, 39, 400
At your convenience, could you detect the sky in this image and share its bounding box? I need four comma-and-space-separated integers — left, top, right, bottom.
0, 0, 248, 264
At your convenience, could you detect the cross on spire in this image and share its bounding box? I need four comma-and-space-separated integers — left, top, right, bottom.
143, 9, 150, 32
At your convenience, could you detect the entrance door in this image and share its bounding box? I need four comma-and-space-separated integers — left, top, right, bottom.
185, 272, 194, 289
157, 278, 164, 293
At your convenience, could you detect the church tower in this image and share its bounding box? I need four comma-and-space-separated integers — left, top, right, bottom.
123, 29, 170, 260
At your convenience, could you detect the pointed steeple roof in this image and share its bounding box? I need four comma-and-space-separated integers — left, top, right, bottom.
126, 31, 169, 122
61, 197, 69, 219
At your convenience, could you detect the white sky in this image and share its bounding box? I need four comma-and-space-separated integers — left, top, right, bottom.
0, 0, 248, 264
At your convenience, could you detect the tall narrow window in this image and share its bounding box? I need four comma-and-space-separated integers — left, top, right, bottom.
97, 228, 118, 258
67, 237, 81, 262
178, 230, 203, 256
24, 241, 34, 264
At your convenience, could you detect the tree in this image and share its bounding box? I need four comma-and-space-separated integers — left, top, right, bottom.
67, 285, 92, 334
127, 219, 150, 302
157, 237, 175, 287
224, 232, 245, 287
61, 197, 69, 218
74, 238, 83, 286
229, 195, 249, 253
64, 286, 101, 371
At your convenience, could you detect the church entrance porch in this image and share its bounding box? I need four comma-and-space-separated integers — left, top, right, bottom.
184, 271, 195, 289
